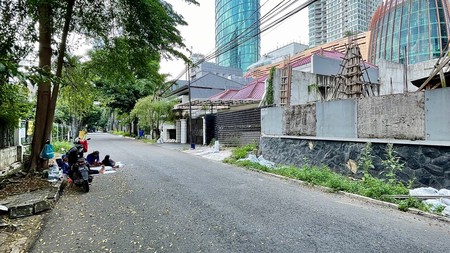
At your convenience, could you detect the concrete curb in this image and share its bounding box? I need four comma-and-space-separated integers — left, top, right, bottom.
244, 167, 450, 224
2, 182, 61, 219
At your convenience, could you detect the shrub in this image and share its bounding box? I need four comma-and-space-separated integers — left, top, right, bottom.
51, 141, 72, 154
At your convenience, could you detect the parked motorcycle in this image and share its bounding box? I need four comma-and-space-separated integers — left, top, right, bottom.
66, 138, 92, 192
69, 157, 92, 192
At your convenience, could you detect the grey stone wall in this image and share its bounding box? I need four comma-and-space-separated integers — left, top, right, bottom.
0, 147, 18, 175
260, 137, 450, 189
357, 92, 425, 140
284, 104, 316, 136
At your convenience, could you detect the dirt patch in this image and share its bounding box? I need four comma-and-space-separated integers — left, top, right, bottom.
0, 172, 52, 253
0, 176, 53, 200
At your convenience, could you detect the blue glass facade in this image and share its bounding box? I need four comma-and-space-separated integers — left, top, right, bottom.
215, 0, 260, 72
369, 0, 450, 65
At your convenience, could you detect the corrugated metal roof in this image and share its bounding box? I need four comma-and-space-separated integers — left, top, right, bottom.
210, 76, 267, 100
209, 89, 240, 99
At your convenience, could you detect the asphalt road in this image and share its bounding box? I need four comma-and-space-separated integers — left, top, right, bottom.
32, 133, 450, 253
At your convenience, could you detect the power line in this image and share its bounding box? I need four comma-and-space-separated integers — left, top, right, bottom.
162, 0, 318, 95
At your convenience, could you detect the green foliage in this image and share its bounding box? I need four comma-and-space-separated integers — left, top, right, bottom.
226, 153, 415, 210
140, 138, 156, 144
111, 130, 134, 137
344, 31, 354, 37
131, 96, 177, 134
82, 106, 104, 131
398, 197, 429, 212
265, 67, 275, 105
57, 55, 98, 125
234, 160, 271, 172
51, 141, 72, 154
307, 83, 319, 95
208, 138, 216, 147
0, 83, 33, 128
88, 37, 165, 114
382, 143, 404, 185
358, 142, 375, 179
229, 143, 257, 160
434, 204, 446, 214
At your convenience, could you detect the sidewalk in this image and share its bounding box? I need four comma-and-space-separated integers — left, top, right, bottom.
156, 143, 233, 162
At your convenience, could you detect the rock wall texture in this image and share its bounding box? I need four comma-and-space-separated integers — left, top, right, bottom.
260, 137, 450, 189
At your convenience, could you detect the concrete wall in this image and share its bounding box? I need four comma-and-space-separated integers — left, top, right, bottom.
264, 90, 449, 141
290, 71, 328, 105
0, 147, 18, 175
311, 54, 341, 76
375, 59, 406, 95
312, 54, 379, 84
317, 99, 357, 138
377, 59, 436, 95
408, 59, 436, 83
284, 104, 316, 136
260, 137, 450, 189
261, 107, 284, 135
425, 88, 450, 141
357, 92, 425, 140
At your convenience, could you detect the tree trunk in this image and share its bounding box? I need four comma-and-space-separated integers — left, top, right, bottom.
30, 0, 75, 171
44, 0, 75, 140
133, 118, 138, 136
30, 3, 52, 171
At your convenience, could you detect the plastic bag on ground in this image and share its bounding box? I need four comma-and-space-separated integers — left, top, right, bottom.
213, 141, 220, 153
443, 206, 450, 217
258, 155, 275, 168
440, 198, 450, 206
438, 189, 450, 196
423, 199, 447, 212
409, 187, 439, 196
47, 164, 61, 182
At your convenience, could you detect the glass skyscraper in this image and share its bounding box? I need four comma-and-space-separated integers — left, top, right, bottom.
369, 0, 450, 65
215, 0, 260, 72
309, 0, 381, 47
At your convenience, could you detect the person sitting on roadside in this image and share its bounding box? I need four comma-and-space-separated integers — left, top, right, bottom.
60, 155, 70, 176
86, 150, 102, 166
101, 155, 119, 168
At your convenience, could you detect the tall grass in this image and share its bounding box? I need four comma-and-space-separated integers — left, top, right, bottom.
225, 145, 430, 213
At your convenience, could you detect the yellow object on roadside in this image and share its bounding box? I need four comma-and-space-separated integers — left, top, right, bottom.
79, 130, 87, 139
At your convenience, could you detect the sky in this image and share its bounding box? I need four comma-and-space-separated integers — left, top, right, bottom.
160, 0, 309, 79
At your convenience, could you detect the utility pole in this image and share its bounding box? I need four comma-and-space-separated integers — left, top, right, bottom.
187, 61, 195, 149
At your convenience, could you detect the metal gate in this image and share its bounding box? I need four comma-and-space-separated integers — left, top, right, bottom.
215, 108, 261, 146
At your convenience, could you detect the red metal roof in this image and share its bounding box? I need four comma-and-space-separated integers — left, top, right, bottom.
209, 89, 239, 100
209, 76, 267, 100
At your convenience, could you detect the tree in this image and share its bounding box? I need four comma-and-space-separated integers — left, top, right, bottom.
57, 54, 98, 137
2, 0, 199, 171
131, 97, 177, 139
0, 1, 34, 148
88, 37, 169, 135
344, 31, 354, 37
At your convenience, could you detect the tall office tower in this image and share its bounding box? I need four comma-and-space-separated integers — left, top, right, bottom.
215, 0, 260, 72
369, 0, 450, 65
309, 0, 381, 47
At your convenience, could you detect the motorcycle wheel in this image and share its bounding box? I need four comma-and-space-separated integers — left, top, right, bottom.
83, 179, 90, 192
